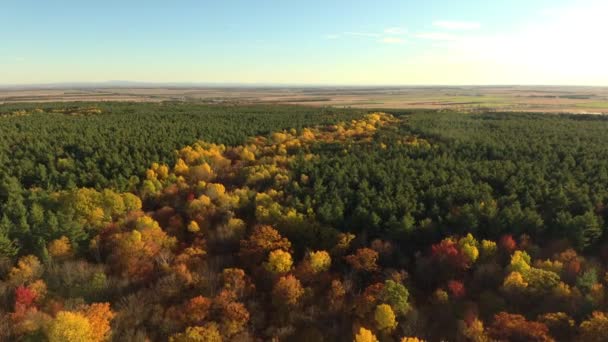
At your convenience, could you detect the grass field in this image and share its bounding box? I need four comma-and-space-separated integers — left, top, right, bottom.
577, 102, 608, 109
1, 85, 608, 114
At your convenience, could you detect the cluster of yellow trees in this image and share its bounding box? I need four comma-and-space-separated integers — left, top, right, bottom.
141, 112, 398, 242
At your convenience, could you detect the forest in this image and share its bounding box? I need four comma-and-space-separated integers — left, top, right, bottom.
2, 103, 608, 341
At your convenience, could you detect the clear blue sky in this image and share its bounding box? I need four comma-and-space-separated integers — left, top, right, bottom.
2, 0, 606, 85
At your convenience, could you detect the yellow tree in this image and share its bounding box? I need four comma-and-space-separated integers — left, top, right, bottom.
459, 318, 489, 342
264, 249, 293, 274
189, 163, 214, 183
206, 183, 226, 201
239, 146, 256, 161
82, 303, 115, 342
122, 193, 142, 212
459, 234, 479, 264
354, 327, 378, 342
47, 311, 93, 342
174, 158, 189, 176
480, 240, 497, 258
187, 220, 200, 233
509, 251, 531, 273
170, 323, 222, 342
48, 236, 72, 259
308, 250, 331, 273
503, 272, 529, 293
374, 304, 397, 331
9, 255, 42, 285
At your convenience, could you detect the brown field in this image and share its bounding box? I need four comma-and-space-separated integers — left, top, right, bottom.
1, 85, 608, 114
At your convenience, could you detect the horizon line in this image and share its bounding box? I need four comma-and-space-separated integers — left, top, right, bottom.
1, 81, 607, 90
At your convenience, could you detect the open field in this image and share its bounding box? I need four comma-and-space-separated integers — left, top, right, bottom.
0, 86, 608, 114
1, 85, 608, 114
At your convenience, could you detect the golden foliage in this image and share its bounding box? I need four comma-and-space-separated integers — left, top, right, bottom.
82, 303, 115, 342
459, 318, 489, 342
107, 216, 177, 281
459, 233, 479, 263
189, 163, 215, 183
503, 271, 529, 291
48, 236, 72, 259
9, 255, 42, 285
509, 251, 532, 273
273, 275, 304, 306
28, 279, 47, 303
187, 220, 200, 233
47, 311, 93, 342
535, 259, 564, 274
308, 250, 331, 273
170, 323, 223, 342
480, 240, 497, 258
264, 249, 293, 274
579, 311, 608, 342
206, 183, 226, 201
374, 304, 397, 331
354, 327, 378, 342
174, 158, 189, 176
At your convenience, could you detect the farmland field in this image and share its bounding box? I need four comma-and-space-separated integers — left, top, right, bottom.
2, 85, 608, 114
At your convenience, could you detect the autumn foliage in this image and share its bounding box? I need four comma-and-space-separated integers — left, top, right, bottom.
3, 111, 608, 341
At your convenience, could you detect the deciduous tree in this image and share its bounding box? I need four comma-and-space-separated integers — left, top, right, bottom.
354, 327, 378, 342
374, 304, 397, 331
345, 248, 379, 272
273, 275, 304, 307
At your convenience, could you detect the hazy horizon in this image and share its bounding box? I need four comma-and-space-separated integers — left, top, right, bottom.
2, 81, 608, 89
3, 0, 607, 86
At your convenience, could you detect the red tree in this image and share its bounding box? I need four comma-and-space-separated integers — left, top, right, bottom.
488, 312, 553, 342
345, 248, 379, 272
499, 235, 517, 254
431, 239, 469, 270
14, 286, 36, 311
448, 280, 466, 299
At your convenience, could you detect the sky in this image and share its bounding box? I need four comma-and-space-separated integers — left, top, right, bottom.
1, 0, 607, 85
